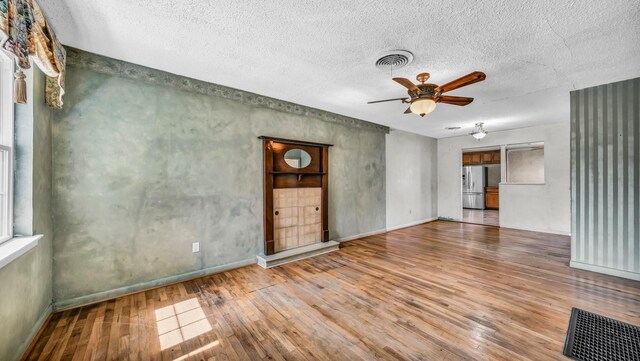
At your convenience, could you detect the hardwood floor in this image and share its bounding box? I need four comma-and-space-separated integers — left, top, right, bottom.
25, 221, 640, 360
463, 209, 499, 226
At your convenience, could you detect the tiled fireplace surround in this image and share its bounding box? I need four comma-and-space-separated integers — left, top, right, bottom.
273, 188, 323, 252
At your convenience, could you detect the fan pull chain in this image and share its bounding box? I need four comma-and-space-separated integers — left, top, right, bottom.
389, 53, 401, 78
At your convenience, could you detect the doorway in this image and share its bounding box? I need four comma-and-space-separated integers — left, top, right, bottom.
461, 148, 500, 226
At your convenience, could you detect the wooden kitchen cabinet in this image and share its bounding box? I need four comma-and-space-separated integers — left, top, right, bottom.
485, 186, 499, 209
492, 150, 501, 163
464, 152, 481, 164
462, 150, 501, 165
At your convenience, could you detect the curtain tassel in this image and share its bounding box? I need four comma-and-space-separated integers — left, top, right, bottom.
14, 70, 27, 104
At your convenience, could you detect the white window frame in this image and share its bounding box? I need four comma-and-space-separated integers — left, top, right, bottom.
504, 142, 545, 185
0, 51, 14, 244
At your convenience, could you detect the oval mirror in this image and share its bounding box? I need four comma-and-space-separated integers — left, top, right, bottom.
284, 149, 312, 169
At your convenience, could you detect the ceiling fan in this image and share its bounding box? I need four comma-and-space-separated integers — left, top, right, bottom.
368, 71, 486, 117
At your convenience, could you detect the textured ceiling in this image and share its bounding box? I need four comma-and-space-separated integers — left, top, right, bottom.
39, 0, 640, 138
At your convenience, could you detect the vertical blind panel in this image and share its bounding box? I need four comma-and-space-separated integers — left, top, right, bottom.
571, 77, 640, 273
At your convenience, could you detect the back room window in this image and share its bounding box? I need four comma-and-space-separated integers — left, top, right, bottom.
505, 142, 545, 184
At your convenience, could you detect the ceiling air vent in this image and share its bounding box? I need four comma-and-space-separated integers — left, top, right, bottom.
375, 50, 414, 71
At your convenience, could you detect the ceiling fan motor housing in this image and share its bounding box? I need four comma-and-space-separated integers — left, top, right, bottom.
410, 84, 439, 99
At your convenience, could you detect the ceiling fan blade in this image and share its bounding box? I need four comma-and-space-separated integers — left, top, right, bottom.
392, 77, 420, 92
367, 97, 409, 104
437, 95, 474, 106
404, 107, 412, 114
436, 72, 486, 93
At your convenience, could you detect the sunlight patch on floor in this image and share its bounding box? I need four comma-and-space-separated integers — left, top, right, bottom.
155, 298, 213, 350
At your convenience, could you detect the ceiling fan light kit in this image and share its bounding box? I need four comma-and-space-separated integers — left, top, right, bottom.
410, 98, 436, 116
368, 70, 486, 117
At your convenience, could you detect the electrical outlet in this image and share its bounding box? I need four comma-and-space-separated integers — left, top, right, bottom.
192, 242, 200, 253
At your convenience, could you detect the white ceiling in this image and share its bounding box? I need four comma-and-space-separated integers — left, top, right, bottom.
40, 0, 640, 138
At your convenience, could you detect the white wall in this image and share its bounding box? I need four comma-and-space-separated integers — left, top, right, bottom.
386, 129, 438, 230
437, 123, 570, 235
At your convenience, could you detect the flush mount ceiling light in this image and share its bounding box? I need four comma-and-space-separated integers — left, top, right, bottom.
470, 122, 488, 140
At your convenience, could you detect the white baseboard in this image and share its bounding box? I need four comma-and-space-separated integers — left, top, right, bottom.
15, 303, 52, 361
257, 241, 340, 268
386, 217, 438, 232
570, 261, 640, 281
500, 224, 571, 236
438, 216, 572, 236
332, 228, 387, 242
53, 257, 257, 310
332, 219, 438, 243
450, 219, 571, 236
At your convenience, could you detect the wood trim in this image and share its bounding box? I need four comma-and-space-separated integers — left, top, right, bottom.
263, 141, 275, 255
321, 146, 329, 242
258, 136, 333, 148
269, 171, 326, 175
261, 136, 331, 255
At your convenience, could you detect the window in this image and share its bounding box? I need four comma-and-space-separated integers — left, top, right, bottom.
0, 52, 14, 243
505, 142, 544, 184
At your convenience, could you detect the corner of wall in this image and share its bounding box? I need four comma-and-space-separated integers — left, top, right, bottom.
385, 129, 439, 230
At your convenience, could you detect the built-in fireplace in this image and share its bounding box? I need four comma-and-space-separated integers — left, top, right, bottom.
256, 136, 339, 268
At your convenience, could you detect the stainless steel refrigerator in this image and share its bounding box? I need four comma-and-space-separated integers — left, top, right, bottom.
462, 165, 485, 209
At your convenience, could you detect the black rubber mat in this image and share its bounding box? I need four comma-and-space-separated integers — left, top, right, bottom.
563, 308, 640, 360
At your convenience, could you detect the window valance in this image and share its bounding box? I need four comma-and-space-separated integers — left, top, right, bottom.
0, 0, 65, 108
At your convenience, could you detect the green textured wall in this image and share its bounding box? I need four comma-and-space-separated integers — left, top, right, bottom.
0, 68, 53, 361
51, 50, 387, 307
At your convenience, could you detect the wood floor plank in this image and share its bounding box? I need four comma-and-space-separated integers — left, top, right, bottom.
24, 221, 640, 360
